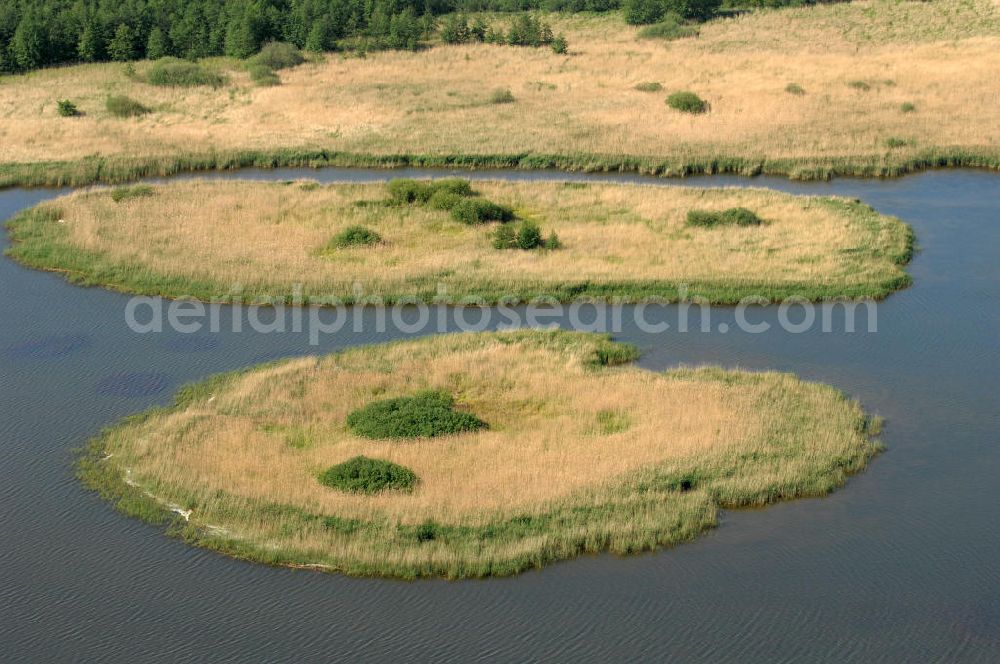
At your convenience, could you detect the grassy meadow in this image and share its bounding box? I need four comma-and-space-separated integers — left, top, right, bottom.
6, 179, 914, 303
0, 0, 998, 187
79, 330, 883, 578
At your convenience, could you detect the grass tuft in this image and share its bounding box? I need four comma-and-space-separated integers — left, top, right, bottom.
105, 95, 149, 118
686, 207, 763, 228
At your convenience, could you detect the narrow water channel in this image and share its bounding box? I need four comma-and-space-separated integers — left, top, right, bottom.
1, 169, 997, 661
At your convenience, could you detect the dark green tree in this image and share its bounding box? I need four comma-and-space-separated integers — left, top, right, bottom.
12, 13, 46, 70
146, 27, 170, 60
107, 23, 136, 62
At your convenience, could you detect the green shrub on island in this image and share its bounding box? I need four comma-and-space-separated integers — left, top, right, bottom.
57, 100, 80, 117
110, 184, 155, 202
319, 456, 417, 494
493, 219, 559, 250
386, 178, 475, 205
451, 198, 515, 225
330, 225, 382, 248
428, 190, 464, 210
146, 57, 226, 87
346, 390, 487, 439
686, 207, 763, 228
666, 90, 708, 114
106, 95, 149, 118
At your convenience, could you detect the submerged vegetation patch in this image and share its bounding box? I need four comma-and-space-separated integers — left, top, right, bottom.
77, 330, 883, 578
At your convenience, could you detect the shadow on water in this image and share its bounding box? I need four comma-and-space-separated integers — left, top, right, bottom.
0, 169, 998, 661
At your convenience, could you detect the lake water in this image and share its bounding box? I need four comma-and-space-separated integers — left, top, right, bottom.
1, 169, 997, 662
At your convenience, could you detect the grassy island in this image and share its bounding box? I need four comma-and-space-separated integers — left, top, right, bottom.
0, 1, 997, 188
79, 330, 883, 578
6, 179, 913, 303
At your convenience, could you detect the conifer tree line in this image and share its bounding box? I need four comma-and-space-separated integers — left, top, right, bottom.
0, 0, 831, 73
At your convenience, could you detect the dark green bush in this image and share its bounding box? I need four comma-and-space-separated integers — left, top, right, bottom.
900, 102, 916, 113
517, 219, 543, 250
493, 223, 518, 249
319, 456, 417, 494
785, 82, 806, 96
387, 178, 435, 204
110, 184, 155, 202
428, 190, 464, 210
57, 100, 80, 117
248, 63, 281, 86
551, 34, 568, 54
489, 88, 515, 104
636, 16, 699, 40
106, 95, 149, 118
250, 42, 305, 70
451, 198, 515, 225
848, 80, 871, 91
386, 178, 475, 206
686, 207, 764, 228
666, 90, 708, 114
346, 390, 487, 439
330, 225, 382, 248
494, 220, 560, 250
885, 137, 911, 149
432, 178, 475, 197
146, 57, 226, 87
634, 81, 663, 92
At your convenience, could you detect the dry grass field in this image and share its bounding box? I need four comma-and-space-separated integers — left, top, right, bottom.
0, 0, 998, 183
80, 330, 881, 577
8, 179, 913, 302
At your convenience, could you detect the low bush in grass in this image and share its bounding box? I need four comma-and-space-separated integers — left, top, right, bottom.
493, 220, 560, 250
106, 95, 149, 118
386, 178, 474, 205
428, 190, 464, 210
848, 80, 871, 91
451, 198, 515, 225
250, 42, 305, 70
146, 57, 226, 87
247, 63, 281, 86
330, 225, 382, 248
346, 390, 487, 439
900, 102, 916, 113
110, 184, 155, 202
666, 90, 708, 114
319, 456, 417, 494
634, 82, 662, 93
636, 16, 699, 41
57, 100, 80, 117
785, 82, 805, 96
489, 88, 515, 104
551, 34, 568, 54
686, 207, 763, 228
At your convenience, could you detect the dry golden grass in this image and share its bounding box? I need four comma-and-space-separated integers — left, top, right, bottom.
83, 331, 881, 577
1, 1, 997, 170
21, 179, 912, 302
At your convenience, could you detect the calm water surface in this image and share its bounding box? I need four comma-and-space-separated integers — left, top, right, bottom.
0, 169, 998, 662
